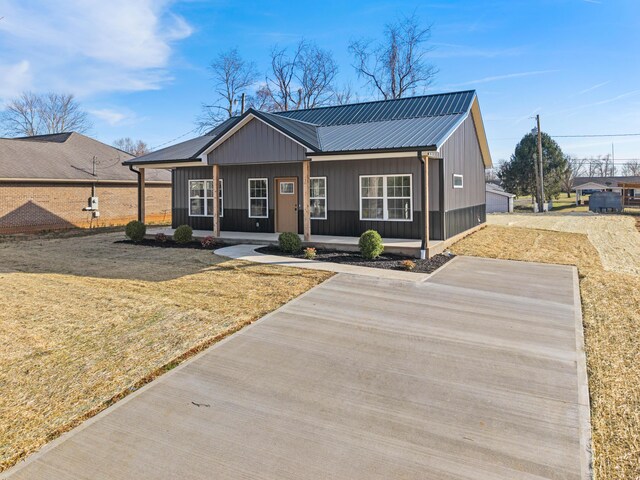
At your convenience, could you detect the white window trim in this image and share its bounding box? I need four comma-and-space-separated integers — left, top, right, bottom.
248, 177, 269, 218
359, 174, 413, 222
453, 174, 464, 189
188, 179, 224, 218
310, 176, 327, 220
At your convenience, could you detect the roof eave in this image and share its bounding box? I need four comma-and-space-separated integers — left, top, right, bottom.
310, 145, 438, 157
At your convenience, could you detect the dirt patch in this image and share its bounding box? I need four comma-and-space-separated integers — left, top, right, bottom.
255, 246, 454, 274
488, 212, 640, 276
451, 225, 640, 480
0, 232, 331, 472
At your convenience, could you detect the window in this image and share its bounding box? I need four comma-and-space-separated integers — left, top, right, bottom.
249, 178, 268, 218
360, 174, 412, 221
279, 182, 294, 194
189, 179, 223, 217
310, 177, 327, 220
453, 174, 464, 189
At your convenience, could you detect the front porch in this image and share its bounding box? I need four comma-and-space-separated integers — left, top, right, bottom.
147, 227, 445, 258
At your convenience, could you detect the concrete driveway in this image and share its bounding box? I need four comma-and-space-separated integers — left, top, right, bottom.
3, 256, 591, 480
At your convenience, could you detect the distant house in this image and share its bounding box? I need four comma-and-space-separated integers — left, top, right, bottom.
124, 90, 492, 258
486, 183, 514, 213
573, 176, 640, 207
0, 132, 171, 234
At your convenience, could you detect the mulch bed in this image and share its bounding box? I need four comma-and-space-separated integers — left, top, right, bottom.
256, 246, 454, 274
116, 239, 222, 250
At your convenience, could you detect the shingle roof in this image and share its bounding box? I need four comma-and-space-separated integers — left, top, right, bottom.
573, 176, 640, 187
126, 90, 482, 164
0, 132, 170, 182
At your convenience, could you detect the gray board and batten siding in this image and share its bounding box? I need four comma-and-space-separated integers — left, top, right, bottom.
172, 156, 445, 240
439, 114, 487, 237
209, 119, 308, 164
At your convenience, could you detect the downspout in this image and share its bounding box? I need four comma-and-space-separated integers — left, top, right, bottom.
418, 150, 427, 260
129, 165, 143, 222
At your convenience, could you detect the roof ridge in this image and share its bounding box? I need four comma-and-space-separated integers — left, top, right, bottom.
261, 110, 319, 126
272, 89, 476, 115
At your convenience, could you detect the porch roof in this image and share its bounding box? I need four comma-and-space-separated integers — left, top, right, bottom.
124, 90, 492, 168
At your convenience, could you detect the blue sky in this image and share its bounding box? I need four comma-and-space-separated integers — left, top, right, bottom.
1, 0, 639, 163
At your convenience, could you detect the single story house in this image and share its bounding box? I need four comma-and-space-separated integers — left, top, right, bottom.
124, 90, 492, 257
573, 175, 640, 207
486, 183, 515, 213
0, 132, 172, 234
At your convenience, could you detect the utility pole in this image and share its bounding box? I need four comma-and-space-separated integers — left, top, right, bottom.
536, 115, 545, 212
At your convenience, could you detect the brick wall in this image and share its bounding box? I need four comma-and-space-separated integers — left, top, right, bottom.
0, 182, 171, 234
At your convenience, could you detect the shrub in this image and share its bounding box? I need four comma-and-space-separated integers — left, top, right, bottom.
358, 230, 384, 260
125, 220, 146, 242
278, 232, 302, 253
173, 225, 193, 244
303, 247, 317, 260
401, 259, 416, 271
154, 232, 168, 243
201, 236, 217, 249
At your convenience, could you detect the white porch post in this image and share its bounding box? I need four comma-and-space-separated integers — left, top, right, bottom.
212, 164, 220, 237
302, 160, 311, 241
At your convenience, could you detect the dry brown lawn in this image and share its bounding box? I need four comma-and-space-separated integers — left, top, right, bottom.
0, 232, 331, 472
452, 224, 640, 480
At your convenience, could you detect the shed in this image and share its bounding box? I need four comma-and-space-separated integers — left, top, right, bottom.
486, 183, 514, 213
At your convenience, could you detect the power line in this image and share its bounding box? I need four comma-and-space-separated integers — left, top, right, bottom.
150, 126, 202, 151
551, 133, 640, 138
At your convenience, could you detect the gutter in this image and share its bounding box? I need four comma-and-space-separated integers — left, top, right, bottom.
129, 165, 144, 222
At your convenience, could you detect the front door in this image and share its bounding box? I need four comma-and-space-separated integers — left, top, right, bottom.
275, 177, 298, 233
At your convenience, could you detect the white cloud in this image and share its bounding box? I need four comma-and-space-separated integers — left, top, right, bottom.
449, 70, 560, 87
0, 60, 32, 100
0, 1, 192, 97
89, 108, 128, 126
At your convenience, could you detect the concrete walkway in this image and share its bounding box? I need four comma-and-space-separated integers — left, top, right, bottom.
3, 257, 591, 480
215, 243, 432, 281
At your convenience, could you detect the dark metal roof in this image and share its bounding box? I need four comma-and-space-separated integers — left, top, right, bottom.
274, 90, 475, 126
317, 115, 463, 152
125, 90, 480, 164
123, 117, 239, 165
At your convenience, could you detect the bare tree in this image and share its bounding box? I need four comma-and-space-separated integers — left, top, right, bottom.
1, 92, 91, 137
297, 42, 338, 109
333, 83, 357, 106
198, 48, 257, 130
561, 155, 587, 197
1, 92, 41, 136
39, 93, 91, 134
262, 43, 305, 111
113, 137, 150, 157
259, 40, 339, 112
349, 16, 437, 100
621, 160, 640, 176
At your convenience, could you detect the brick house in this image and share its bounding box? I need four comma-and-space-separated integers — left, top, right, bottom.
0, 132, 171, 234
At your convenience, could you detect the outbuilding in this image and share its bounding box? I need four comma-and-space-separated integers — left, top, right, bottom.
486, 183, 515, 213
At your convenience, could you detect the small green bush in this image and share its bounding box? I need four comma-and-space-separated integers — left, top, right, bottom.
359, 230, 384, 260
173, 225, 193, 244
278, 232, 302, 253
125, 220, 146, 242
303, 247, 317, 260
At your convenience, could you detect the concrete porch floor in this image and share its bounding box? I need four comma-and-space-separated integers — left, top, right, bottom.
147, 227, 442, 257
